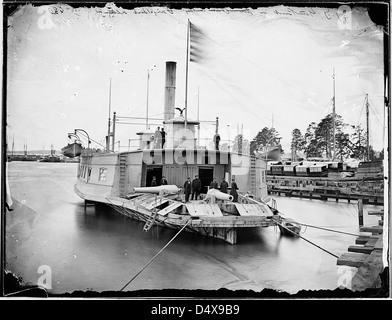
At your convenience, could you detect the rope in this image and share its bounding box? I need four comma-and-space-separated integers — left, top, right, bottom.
296, 222, 360, 237
120, 218, 192, 291
274, 219, 339, 259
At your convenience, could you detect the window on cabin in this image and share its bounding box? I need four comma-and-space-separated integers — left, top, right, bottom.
88, 167, 92, 180
99, 168, 107, 181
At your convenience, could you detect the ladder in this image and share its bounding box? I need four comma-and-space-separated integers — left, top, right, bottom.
143, 210, 158, 232
250, 156, 257, 196
119, 154, 127, 197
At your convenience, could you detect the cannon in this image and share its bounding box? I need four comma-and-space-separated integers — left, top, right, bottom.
205, 188, 233, 202
133, 185, 180, 194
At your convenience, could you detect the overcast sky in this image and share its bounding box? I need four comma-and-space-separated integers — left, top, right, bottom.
6, 3, 386, 153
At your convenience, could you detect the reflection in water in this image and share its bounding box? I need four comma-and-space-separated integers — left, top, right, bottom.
6, 162, 382, 294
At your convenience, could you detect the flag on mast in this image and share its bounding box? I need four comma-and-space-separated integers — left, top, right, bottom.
189, 22, 206, 63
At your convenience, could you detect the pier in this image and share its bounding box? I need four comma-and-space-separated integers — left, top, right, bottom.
267, 176, 383, 205
337, 208, 385, 291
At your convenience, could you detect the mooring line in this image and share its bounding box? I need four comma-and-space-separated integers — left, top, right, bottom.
296, 222, 361, 237
120, 218, 192, 291
273, 219, 339, 259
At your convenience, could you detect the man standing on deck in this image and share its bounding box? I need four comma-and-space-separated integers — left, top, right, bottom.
230, 177, 239, 202
209, 178, 218, 190
183, 177, 192, 202
191, 175, 201, 200
151, 176, 157, 186
160, 176, 168, 185
220, 177, 229, 194
161, 128, 166, 149
154, 127, 161, 148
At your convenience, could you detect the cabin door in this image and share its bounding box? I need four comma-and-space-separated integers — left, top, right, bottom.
146, 166, 163, 186
198, 167, 214, 195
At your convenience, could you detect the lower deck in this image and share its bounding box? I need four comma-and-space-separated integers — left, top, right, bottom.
75, 179, 277, 244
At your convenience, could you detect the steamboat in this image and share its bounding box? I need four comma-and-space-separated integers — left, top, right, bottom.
71, 60, 282, 244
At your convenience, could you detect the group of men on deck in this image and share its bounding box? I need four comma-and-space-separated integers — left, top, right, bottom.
183, 175, 238, 203
150, 174, 239, 203
154, 127, 166, 149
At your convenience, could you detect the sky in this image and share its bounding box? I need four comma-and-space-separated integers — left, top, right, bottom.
5, 3, 386, 153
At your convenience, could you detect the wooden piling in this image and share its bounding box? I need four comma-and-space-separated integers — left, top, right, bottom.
358, 198, 364, 226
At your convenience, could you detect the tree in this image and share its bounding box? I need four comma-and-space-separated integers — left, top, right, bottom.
250, 127, 283, 155
335, 132, 352, 161
290, 128, 305, 160
304, 122, 320, 158
304, 113, 347, 159
349, 124, 367, 160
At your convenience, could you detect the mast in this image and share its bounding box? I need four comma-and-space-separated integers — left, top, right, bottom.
365, 93, 370, 161
107, 77, 112, 152
184, 20, 190, 133
332, 67, 336, 160
146, 69, 150, 129
197, 86, 200, 146
112, 111, 116, 152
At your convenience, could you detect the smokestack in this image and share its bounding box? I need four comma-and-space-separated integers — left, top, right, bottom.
164, 61, 176, 121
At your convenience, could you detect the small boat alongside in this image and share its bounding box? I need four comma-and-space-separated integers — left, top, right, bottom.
277, 218, 302, 237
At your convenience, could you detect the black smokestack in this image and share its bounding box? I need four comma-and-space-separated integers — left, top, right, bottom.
164, 61, 176, 121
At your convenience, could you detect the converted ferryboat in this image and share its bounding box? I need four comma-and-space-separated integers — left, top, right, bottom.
72, 61, 281, 244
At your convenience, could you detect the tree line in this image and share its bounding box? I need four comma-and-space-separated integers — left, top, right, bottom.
248, 112, 384, 161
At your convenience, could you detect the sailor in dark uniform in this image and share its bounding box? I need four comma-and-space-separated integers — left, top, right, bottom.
183, 177, 192, 202
230, 178, 239, 202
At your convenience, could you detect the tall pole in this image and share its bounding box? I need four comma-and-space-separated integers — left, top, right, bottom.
332, 68, 336, 160
197, 86, 200, 146
365, 93, 370, 161
184, 20, 190, 133
112, 112, 116, 152
146, 69, 150, 129
107, 78, 112, 152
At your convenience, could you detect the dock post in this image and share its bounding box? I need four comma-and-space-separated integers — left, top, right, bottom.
358, 198, 364, 226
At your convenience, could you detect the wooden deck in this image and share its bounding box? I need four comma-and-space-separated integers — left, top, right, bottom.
337, 225, 385, 291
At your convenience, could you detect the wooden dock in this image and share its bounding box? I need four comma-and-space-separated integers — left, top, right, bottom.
267, 175, 384, 205
337, 209, 385, 291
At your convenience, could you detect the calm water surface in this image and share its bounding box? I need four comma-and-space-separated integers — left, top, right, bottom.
6, 162, 381, 295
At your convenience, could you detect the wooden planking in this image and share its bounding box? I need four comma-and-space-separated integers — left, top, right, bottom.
185, 203, 207, 217
351, 250, 384, 291
144, 198, 170, 210
373, 237, 383, 251
368, 210, 383, 216
157, 202, 183, 216
209, 204, 224, 217
348, 245, 373, 254
364, 238, 378, 247
185, 203, 223, 217
355, 236, 370, 245
360, 225, 383, 234
337, 252, 369, 268
234, 204, 265, 216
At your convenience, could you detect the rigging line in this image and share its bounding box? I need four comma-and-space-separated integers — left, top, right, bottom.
273, 219, 339, 259
356, 97, 366, 126
368, 100, 384, 128
75, 131, 107, 149
296, 222, 361, 237
120, 219, 192, 291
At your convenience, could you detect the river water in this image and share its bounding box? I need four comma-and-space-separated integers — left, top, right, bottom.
5, 162, 382, 295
